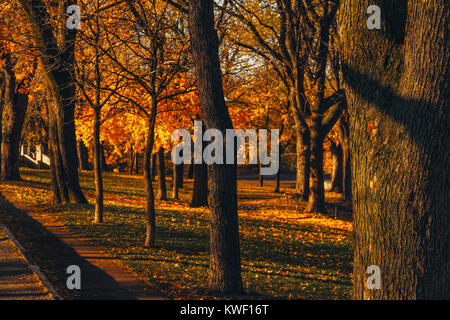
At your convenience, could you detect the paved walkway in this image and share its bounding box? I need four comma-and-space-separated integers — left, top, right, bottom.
0, 190, 164, 300
0, 227, 53, 300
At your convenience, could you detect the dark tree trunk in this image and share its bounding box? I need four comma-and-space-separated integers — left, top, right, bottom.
190, 161, 208, 207
339, 0, 449, 299
77, 139, 90, 171
188, 0, 243, 294
48, 101, 67, 204
101, 144, 107, 171
173, 162, 183, 199
134, 154, 139, 174
1, 64, 28, 181
172, 162, 179, 199
291, 93, 310, 200
177, 162, 184, 188
259, 163, 264, 186
274, 168, 281, 193
129, 146, 135, 175
0, 74, 3, 171
144, 114, 157, 247
187, 162, 194, 179
157, 147, 167, 200
330, 139, 343, 193
93, 108, 103, 223
306, 115, 325, 213
151, 152, 157, 181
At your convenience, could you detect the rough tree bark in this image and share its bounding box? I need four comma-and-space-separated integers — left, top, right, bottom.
339, 0, 449, 299
188, 0, 243, 294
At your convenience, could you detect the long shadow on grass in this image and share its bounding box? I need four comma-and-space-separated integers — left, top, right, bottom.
0, 191, 145, 300
70, 203, 352, 282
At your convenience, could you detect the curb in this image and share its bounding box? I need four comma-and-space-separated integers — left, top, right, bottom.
0, 223, 63, 300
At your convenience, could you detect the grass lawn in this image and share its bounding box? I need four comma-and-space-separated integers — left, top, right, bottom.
0, 168, 353, 299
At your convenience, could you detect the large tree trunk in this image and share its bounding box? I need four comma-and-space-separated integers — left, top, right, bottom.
1, 64, 28, 181
157, 147, 167, 200
339, 0, 449, 299
46, 82, 86, 203
188, 0, 243, 294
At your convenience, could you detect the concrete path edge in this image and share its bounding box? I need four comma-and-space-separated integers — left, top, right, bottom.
0, 222, 62, 300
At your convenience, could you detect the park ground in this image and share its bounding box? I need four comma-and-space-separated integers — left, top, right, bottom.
0, 168, 353, 299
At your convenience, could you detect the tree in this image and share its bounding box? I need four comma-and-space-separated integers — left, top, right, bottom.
18, 0, 87, 204
339, 0, 449, 299
226, 0, 345, 212
0, 53, 29, 180
75, 0, 126, 223
187, 0, 243, 294
98, 0, 194, 246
